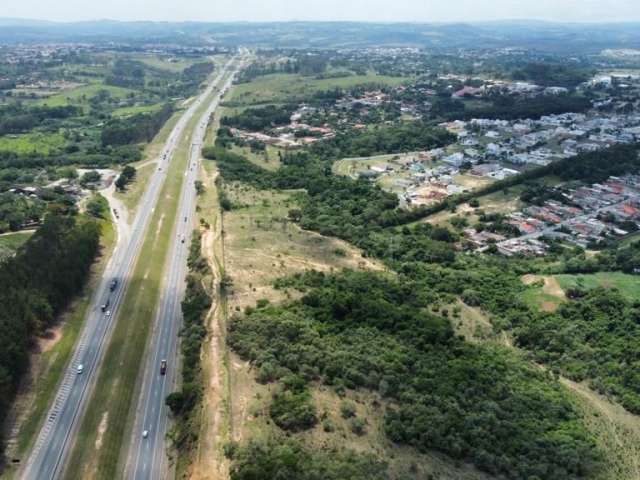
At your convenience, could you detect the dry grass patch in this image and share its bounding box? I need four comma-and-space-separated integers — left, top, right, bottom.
222, 183, 381, 314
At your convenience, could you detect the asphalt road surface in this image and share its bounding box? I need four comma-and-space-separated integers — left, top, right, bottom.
124, 56, 245, 480
21, 57, 238, 480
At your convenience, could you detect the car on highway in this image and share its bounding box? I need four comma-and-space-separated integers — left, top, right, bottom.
160, 359, 167, 375
142, 430, 149, 439
105, 310, 111, 317
101, 299, 110, 312
181, 235, 185, 244
110, 279, 118, 291
77, 364, 84, 375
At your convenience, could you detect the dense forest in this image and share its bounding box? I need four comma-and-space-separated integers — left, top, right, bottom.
511, 62, 593, 88
0, 214, 101, 433
0, 104, 79, 135
228, 270, 602, 480
101, 104, 173, 146
221, 104, 296, 132
308, 122, 455, 159
226, 438, 388, 480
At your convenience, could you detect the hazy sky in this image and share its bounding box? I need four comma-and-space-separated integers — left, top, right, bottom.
3, 0, 640, 23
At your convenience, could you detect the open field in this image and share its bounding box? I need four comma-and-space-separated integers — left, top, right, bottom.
555, 272, 640, 302
221, 183, 381, 313
0, 132, 65, 155
134, 55, 204, 73
112, 103, 163, 117
521, 274, 566, 312
0, 231, 33, 261
423, 185, 526, 228
35, 83, 135, 107
229, 143, 282, 171
1, 217, 115, 479
227, 73, 407, 107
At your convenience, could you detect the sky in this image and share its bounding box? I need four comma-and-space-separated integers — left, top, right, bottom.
2, 0, 640, 23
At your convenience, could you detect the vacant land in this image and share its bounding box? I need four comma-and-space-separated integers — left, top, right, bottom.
0, 132, 65, 155
222, 183, 380, 313
521, 274, 566, 312
228, 73, 407, 107
0, 230, 33, 261
555, 272, 640, 302
36, 83, 135, 108
134, 55, 204, 73
112, 103, 163, 117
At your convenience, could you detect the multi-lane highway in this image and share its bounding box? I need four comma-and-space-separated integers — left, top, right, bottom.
21, 56, 238, 480
125, 56, 244, 480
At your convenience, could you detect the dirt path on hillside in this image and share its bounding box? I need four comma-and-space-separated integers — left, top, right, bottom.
190, 168, 229, 480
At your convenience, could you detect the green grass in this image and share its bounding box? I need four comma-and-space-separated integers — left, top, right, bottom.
112, 103, 162, 117
228, 73, 408, 106
36, 83, 136, 107
555, 272, 640, 302
0, 132, 65, 155
0, 231, 33, 261
134, 55, 203, 73
62, 76, 223, 480
2, 217, 114, 479
114, 163, 158, 217
229, 143, 282, 171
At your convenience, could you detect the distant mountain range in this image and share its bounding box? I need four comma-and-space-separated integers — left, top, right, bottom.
1, 19, 640, 52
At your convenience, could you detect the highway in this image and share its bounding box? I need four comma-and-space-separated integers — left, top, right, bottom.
124, 56, 245, 480
21, 56, 238, 480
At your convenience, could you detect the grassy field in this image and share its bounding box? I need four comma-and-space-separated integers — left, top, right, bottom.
2, 217, 114, 479
112, 103, 163, 117
555, 272, 640, 302
228, 73, 408, 106
134, 55, 204, 73
61, 79, 218, 480
221, 183, 380, 313
0, 231, 33, 261
0, 132, 65, 155
36, 83, 135, 107
229, 144, 282, 171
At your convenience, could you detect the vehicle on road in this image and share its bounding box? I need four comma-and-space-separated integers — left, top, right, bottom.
180, 235, 185, 244
101, 299, 110, 312
105, 310, 111, 317
77, 364, 84, 375
142, 430, 148, 439
110, 279, 118, 291
160, 360, 167, 375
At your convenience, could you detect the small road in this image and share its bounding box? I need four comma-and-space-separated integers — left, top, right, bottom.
20, 59, 238, 480
124, 55, 246, 480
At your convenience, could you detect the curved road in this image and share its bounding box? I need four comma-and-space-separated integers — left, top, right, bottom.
124, 55, 245, 480
21, 57, 238, 480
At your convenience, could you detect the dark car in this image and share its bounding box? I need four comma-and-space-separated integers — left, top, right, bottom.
160, 359, 167, 375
